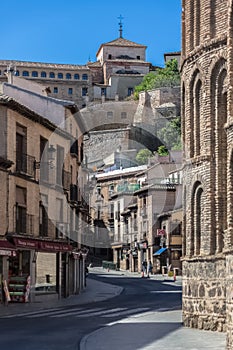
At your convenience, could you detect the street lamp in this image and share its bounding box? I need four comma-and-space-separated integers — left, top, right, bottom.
34, 144, 56, 169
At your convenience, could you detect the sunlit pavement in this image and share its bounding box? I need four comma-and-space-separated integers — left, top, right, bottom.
80, 309, 226, 350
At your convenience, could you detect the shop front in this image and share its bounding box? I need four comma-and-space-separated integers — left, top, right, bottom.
6, 236, 73, 302
0, 240, 17, 303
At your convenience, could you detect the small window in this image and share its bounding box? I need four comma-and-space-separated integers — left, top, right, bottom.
0, 70, 1, 75
49, 72, 55, 78
82, 74, 88, 80
74, 73, 79, 80
82, 87, 88, 96
14, 70, 20, 76
68, 88, 73, 95
66, 73, 71, 80
53, 87, 58, 93
121, 112, 127, 119
22, 71, 29, 77
32, 71, 38, 77
128, 87, 133, 96
101, 88, 106, 96
107, 111, 113, 118
137, 56, 140, 60
41, 71, 47, 78
108, 54, 112, 59
58, 73, 63, 79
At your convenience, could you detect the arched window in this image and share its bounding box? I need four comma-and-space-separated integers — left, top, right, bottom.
66, 73, 71, 80
41, 71, 47, 78
190, 69, 201, 158
194, 186, 203, 255
74, 73, 79, 80
58, 73, 63, 79
191, 181, 204, 256
82, 74, 88, 80
195, 0, 201, 47
210, 0, 217, 39
22, 71, 29, 77
210, 59, 227, 253
189, 1, 194, 51
194, 79, 202, 156
32, 71, 38, 77
49, 72, 55, 78
14, 70, 20, 76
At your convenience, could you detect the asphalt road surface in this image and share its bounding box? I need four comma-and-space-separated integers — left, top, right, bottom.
0, 272, 182, 350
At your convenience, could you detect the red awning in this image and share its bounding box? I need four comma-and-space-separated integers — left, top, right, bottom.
12, 237, 72, 252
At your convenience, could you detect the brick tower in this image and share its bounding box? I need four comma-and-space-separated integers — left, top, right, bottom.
181, 1, 233, 348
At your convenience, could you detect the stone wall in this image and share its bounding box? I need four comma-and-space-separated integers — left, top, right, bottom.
182, 258, 226, 332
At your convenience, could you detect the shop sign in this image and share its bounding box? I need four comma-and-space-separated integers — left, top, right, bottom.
12, 237, 72, 252
157, 229, 166, 236
0, 249, 16, 257
13, 238, 39, 249
0, 241, 17, 256
39, 241, 72, 252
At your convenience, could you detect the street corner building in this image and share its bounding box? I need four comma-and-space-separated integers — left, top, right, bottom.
181, 1, 233, 348
0, 74, 89, 303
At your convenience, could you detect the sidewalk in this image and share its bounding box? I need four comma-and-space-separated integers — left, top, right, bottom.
80, 309, 226, 350
0, 273, 123, 317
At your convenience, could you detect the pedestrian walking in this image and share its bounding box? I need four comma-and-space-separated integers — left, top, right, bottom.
147, 261, 153, 278
141, 260, 147, 278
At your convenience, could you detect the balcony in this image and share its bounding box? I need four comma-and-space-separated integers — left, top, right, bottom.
62, 170, 71, 191
16, 153, 35, 177
117, 182, 140, 193
15, 213, 35, 235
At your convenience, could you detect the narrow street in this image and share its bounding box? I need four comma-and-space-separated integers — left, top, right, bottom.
0, 270, 182, 350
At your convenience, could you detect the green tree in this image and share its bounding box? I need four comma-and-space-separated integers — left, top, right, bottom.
134, 59, 180, 99
136, 149, 153, 165
157, 116, 182, 151
157, 145, 169, 156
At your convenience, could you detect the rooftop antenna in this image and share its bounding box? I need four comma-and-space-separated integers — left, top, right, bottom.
118, 15, 124, 38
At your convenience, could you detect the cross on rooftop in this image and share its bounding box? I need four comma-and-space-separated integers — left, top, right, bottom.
118, 15, 124, 38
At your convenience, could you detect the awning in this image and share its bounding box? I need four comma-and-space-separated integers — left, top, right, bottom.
11, 237, 72, 252
153, 247, 167, 256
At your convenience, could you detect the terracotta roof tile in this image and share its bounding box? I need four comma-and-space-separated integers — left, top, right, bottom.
103, 37, 146, 48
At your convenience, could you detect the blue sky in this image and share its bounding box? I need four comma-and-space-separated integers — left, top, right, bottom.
2, 0, 181, 67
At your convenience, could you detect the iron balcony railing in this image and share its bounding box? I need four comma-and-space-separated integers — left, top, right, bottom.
15, 213, 35, 235
16, 153, 35, 177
